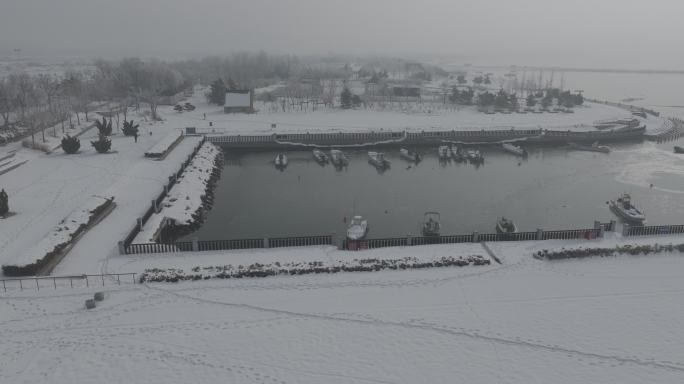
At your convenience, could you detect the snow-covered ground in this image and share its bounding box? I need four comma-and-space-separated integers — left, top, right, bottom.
171, 98, 649, 135
0, 93, 203, 276
3, 233, 684, 383
2, 195, 112, 272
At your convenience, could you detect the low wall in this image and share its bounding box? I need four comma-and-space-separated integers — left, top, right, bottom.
120, 137, 207, 251
123, 223, 616, 255
206, 126, 645, 150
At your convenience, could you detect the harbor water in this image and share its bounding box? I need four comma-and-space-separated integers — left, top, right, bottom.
186, 140, 684, 240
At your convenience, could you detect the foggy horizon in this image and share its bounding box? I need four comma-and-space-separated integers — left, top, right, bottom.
2, 0, 684, 70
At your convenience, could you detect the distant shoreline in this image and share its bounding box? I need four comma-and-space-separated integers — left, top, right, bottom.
477, 65, 684, 75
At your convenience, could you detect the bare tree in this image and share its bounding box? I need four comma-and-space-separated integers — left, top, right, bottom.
9, 73, 34, 122
0, 77, 15, 127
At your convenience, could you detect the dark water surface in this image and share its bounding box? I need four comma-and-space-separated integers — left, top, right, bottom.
186, 139, 684, 240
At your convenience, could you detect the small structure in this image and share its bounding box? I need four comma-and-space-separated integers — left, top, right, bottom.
0, 189, 8, 216
224, 90, 255, 113
392, 86, 420, 98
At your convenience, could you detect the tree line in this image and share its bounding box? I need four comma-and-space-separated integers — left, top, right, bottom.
0, 57, 189, 140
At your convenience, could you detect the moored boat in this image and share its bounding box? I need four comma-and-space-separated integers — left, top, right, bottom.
496, 217, 517, 234
400, 148, 421, 163
421, 212, 441, 237
568, 141, 611, 153
451, 145, 466, 162
467, 149, 484, 163
347, 215, 368, 240
312, 149, 329, 164
502, 143, 528, 157
438, 145, 452, 160
274, 153, 288, 169
609, 193, 645, 224
330, 149, 348, 166
368, 151, 390, 169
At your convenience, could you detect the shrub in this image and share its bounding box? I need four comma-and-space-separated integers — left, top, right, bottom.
91, 134, 111, 153
122, 120, 139, 137
94, 117, 113, 136
61, 135, 80, 154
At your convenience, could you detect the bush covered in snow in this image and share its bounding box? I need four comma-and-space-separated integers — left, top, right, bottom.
94, 117, 113, 136
91, 134, 111, 153
536, 243, 684, 260
140, 255, 490, 283
122, 120, 139, 137
61, 135, 80, 154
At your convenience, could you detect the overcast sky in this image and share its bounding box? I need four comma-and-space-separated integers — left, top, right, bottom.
1, 0, 683, 69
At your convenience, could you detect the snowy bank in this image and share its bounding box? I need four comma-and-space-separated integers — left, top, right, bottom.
536, 242, 684, 260
2, 195, 114, 276
136, 142, 223, 243
144, 129, 183, 158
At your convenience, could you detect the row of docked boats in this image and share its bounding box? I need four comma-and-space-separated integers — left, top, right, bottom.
277, 140, 611, 171
276, 143, 533, 170
438, 145, 485, 163
346, 211, 517, 241
275, 149, 349, 170
346, 192, 646, 242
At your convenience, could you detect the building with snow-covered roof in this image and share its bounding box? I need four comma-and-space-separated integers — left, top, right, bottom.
224, 90, 254, 113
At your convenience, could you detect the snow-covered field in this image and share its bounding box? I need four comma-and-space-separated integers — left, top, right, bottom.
3, 234, 684, 383
0, 94, 203, 276
171, 98, 649, 135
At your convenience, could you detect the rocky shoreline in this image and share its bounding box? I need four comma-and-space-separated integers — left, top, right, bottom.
151, 143, 224, 243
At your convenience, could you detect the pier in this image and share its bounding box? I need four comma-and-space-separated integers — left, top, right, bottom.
201, 125, 645, 150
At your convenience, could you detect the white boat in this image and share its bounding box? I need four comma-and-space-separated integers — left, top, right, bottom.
496, 217, 517, 234
609, 193, 645, 224
467, 149, 484, 163
438, 145, 452, 160
346, 215, 368, 240
368, 151, 390, 169
330, 149, 348, 166
502, 143, 528, 157
399, 148, 421, 162
569, 141, 611, 153
274, 153, 288, 168
421, 212, 441, 237
312, 149, 329, 164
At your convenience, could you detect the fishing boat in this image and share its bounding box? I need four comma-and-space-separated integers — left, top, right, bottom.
346, 215, 368, 240
438, 145, 452, 160
467, 149, 484, 163
330, 149, 348, 166
421, 212, 441, 237
609, 193, 645, 224
674, 146, 684, 154
399, 148, 421, 163
451, 145, 466, 162
274, 153, 288, 169
502, 143, 528, 157
312, 149, 329, 164
568, 141, 611, 153
496, 217, 517, 234
368, 151, 390, 169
